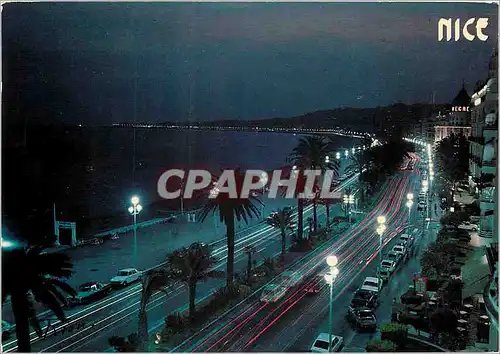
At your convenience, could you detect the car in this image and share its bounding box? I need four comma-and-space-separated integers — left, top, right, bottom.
2, 321, 13, 340
279, 270, 304, 288
399, 234, 414, 248
417, 201, 426, 210
386, 251, 402, 265
351, 289, 379, 309
289, 221, 297, 230
379, 259, 397, 274
339, 174, 348, 181
260, 284, 288, 303
361, 277, 382, 293
283, 206, 293, 213
458, 221, 479, 232
110, 268, 142, 287
346, 307, 377, 331
310, 333, 344, 352
392, 245, 407, 258
377, 269, 391, 284
67, 282, 113, 307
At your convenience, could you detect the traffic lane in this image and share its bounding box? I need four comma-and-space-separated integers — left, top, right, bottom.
5, 218, 290, 353
172, 176, 405, 352
56, 201, 347, 352
244, 178, 415, 351
247, 222, 407, 352
54, 235, 288, 352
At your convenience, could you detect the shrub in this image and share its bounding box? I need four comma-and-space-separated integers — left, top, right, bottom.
366, 339, 396, 352
164, 313, 186, 333
108, 333, 138, 352
380, 322, 408, 348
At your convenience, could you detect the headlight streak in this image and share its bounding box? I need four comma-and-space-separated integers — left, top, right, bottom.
193, 177, 418, 351
10, 178, 360, 353
190, 176, 413, 352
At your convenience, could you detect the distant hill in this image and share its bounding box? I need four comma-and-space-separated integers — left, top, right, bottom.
166, 102, 450, 135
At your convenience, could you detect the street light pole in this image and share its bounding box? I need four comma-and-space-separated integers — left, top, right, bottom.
324, 255, 339, 353
128, 196, 142, 269
406, 193, 413, 233
376, 216, 386, 287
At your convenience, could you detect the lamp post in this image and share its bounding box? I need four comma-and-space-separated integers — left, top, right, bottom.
406, 193, 413, 233
343, 193, 355, 223
376, 216, 386, 286
128, 196, 142, 269
324, 255, 339, 352
260, 172, 268, 219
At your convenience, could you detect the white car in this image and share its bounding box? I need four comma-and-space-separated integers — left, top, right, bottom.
458, 222, 479, 232
279, 271, 304, 288
310, 333, 344, 352
361, 277, 381, 293
260, 284, 287, 303
399, 234, 414, 248
110, 268, 142, 286
379, 259, 397, 274
392, 245, 407, 257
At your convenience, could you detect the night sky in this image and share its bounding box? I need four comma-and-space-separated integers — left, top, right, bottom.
3, 2, 498, 125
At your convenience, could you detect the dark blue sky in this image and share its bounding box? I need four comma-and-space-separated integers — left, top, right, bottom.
3, 2, 498, 125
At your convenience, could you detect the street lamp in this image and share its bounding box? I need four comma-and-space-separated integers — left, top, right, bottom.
376, 216, 386, 285
406, 193, 413, 233
260, 172, 269, 219
335, 152, 341, 159
128, 196, 142, 268
344, 150, 349, 157
343, 193, 355, 223
324, 255, 339, 352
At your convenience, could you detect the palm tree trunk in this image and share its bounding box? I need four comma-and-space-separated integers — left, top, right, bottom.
280, 226, 286, 261
188, 282, 197, 321
247, 252, 252, 280
225, 216, 235, 287
297, 199, 304, 240
313, 199, 318, 232
11, 292, 31, 352
137, 308, 149, 351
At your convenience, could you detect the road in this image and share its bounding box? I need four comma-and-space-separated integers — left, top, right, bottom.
1, 174, 359, 352
173, 163, 432, 352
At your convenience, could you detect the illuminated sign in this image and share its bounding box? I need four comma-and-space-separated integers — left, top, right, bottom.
451, 106, 470, 112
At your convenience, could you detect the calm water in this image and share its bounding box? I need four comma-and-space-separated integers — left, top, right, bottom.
68, 128, 356, 219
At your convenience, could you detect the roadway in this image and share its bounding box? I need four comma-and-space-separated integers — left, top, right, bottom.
1, 175, 359, 352
173, 163, 432, 352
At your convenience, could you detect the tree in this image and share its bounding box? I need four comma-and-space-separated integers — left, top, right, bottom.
430, 307, 458, 341
198, 170, 262, 287
289, 136, 339, 235
440, 211, 469, 229
344, 147, 370, 202
167, 242, 224, 320
317, 197, 336, 230
420, 242, 452, 280
137, 269, 172, 351
380, 322, 408, 349
366, 339, 396, 352
2, 245, 76, 352
266, 208, 293, 261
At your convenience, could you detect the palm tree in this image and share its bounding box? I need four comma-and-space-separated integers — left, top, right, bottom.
2, 245, 76, 352
167, 242, 224, 320
289, 136, 339, 236
137, 268, 172, 351
199, 170, 262, 287
317, 197, 336, 230
266, 208, 293, 261
345, 149, 370, 203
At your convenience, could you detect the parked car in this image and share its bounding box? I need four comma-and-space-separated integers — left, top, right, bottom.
346, 307, 377, 331
351, 289, 379, 309
392, 245, 407, 258
458, 221, 479, 232
380, 259, 397, 274
110, 268, 142, 287
2, 321, 13, 340
361, 277, 382, 294
67, 282, 113, 307
339, 174, 348, 181
377, 269, 391, 284
310, 333, 344, 352
417, 201, 426, 210
386, 251, 402, 265
399, 234, 414, 248
260, 284, 287, 303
